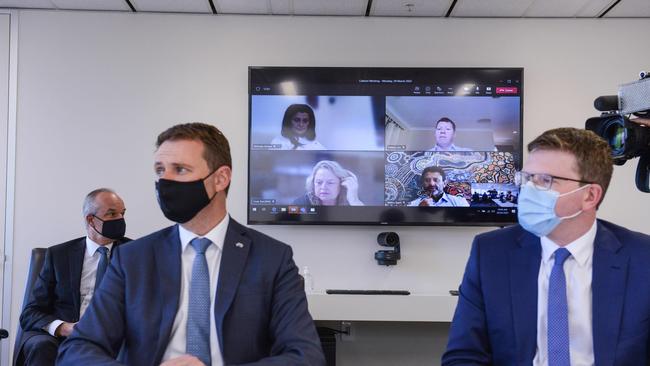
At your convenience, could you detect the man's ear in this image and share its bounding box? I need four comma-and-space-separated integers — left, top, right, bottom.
211, 165, 232, 193
583, 184, 604, 211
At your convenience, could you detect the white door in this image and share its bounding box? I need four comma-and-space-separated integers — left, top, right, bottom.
0, 11, 13, 366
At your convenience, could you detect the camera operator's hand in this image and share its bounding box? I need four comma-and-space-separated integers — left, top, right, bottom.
631, 117, 650, 127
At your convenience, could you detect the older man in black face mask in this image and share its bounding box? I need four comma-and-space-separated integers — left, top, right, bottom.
18, 188, 130, 366
58, 123, 325, 366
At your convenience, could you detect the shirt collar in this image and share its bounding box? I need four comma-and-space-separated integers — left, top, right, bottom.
178, 213, 229, 252
540, 219, 597, 267
85, 236, 114, 257
433, 143, 459, 151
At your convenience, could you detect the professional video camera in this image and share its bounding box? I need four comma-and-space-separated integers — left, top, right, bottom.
586, 71, 650, 192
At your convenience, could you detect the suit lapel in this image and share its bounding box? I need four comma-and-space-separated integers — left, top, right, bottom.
509, 231, 542, 363
153, 226, 182, 364
214, 219, 251, 350
69, 238, 86, 319
592, 221, 628, 366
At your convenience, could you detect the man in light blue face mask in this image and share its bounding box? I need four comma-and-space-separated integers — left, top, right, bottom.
443, 127, 650, 366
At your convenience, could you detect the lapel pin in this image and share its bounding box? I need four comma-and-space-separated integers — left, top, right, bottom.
236, 242, 244, 248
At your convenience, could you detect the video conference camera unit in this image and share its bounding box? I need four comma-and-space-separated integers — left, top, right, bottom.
586, 71, 650, 192
375, 232, 401, 266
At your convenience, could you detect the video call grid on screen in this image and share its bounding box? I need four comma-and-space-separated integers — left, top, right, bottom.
248, 67, 523, 226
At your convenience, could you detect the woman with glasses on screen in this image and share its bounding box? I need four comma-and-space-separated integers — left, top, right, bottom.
271, 104, 326, 150
293, 160, 364, 206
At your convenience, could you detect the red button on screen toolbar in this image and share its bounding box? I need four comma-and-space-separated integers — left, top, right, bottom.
496, 87, 518, 94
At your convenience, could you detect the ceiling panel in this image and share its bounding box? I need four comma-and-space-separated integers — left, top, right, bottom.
2, 0, 649, 18
218, 0, 364, 16
604, 0, 650, 17
371, 0, 451, 17
453, 0, 535, 17
575, 0, 615, 17
133, 0, 212, 13
524, 0, 593, 17
0, 0, 55, 8
51, 0, 130, 11
292, 0, 366, 15
215, 0, 270, 14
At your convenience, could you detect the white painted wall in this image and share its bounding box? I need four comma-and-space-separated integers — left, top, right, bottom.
4, 10, 650, 365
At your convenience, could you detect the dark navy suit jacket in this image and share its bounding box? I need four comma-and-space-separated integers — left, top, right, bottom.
57, 219, 325, 366
18, 237, 129, 346
443, 220, 650, 366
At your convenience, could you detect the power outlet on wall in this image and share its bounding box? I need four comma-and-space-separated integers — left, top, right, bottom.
339, 321, 354, 341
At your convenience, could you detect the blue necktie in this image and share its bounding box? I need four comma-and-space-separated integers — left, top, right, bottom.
548, 248, 571, 366
94, 246, 109, 291
187, 238, 212, 366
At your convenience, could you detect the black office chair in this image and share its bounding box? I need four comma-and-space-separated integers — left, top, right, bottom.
13, 248, 47, 366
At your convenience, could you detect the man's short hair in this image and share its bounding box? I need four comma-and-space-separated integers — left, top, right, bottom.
156, 123, 232, 193
421, 166, 446, 182
82, 188, 116, 217
435, 117, 456, 131
527, 127, 613, 206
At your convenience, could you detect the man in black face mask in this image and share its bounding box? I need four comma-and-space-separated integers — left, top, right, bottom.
58, 123, 325, 366
18, 188, 130, 366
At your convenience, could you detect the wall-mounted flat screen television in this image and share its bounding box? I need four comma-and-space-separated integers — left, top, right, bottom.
248, 67, 523, 226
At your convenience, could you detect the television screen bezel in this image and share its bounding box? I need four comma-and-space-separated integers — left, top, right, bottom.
247, 66, 524, 227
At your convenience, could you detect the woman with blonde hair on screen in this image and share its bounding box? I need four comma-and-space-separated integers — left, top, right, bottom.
293, 160, 363, 206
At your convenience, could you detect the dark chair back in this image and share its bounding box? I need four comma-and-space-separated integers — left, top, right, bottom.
13, 248, 47, 366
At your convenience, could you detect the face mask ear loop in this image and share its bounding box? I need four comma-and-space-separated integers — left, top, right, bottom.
201, 168, 218, 182
202, 168, 222, 201
90, 215, 103, 237
208, 190, 218, 201
557, 183, 591, 198
557, 184, 591, 220
559, 209, 583, 221
204, 171, 220, 202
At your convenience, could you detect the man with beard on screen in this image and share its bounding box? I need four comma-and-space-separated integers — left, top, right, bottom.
408, 166, 469, 207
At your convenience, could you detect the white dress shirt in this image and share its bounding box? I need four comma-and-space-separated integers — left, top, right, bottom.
162, 214, 229, 365
270, 135, 325, 150
533, 220, 598, 366
45, 237, 113, 336
407, 193, 470, 207
428, 143, 472, 152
